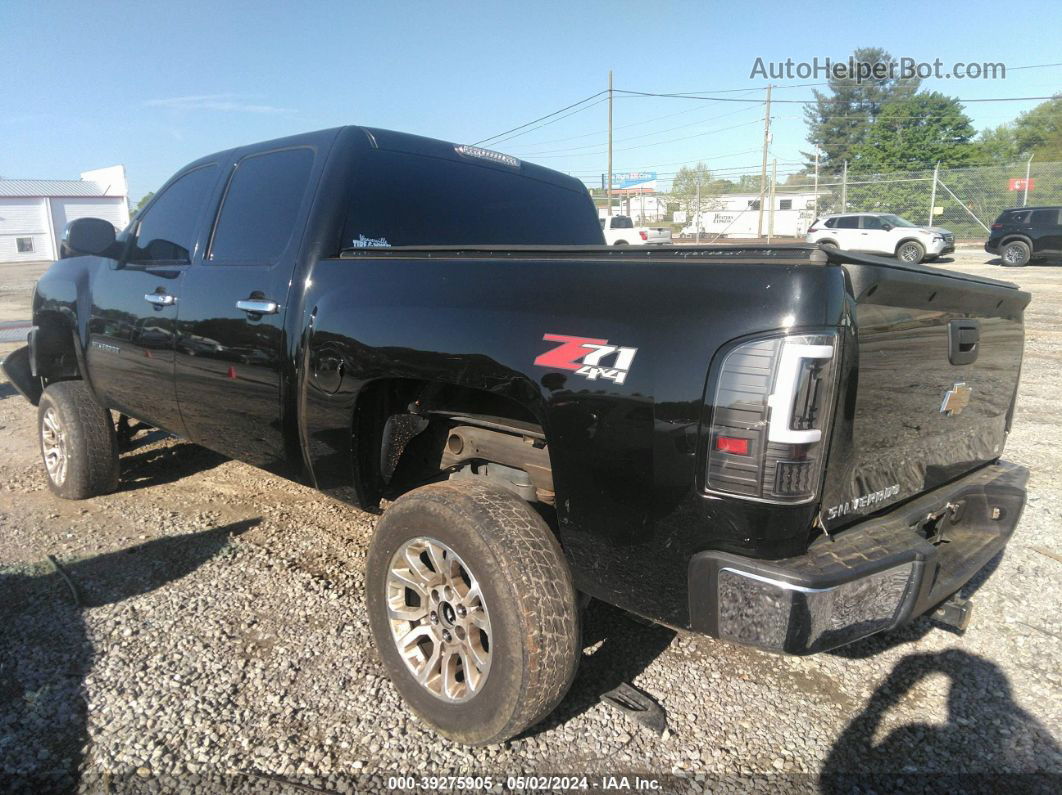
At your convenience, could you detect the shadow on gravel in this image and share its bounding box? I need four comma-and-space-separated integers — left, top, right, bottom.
119, 441, 227, 492
829, 550, 1004, 661
820, 648, 1061, 793
0, 520, 256, 791
0, 382, 17, 401
519, 601, 676, 741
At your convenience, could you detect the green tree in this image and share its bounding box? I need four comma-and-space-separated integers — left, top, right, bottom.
848, 92, 977, 172
670, 163, 733, 223
1013, 96, 1062, 161
803, 47, 921, 170
129, 191, 154, 220
974, 124, 1021, 164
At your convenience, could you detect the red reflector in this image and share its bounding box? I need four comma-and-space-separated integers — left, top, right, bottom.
716, 436, 749, 455
639, 230, 648, 240
808, 226, 818, 233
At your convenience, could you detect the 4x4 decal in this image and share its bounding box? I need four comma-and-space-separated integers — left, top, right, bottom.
533, 333, 638, 385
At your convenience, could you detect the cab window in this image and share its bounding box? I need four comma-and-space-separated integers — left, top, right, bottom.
128, 165, 218, 264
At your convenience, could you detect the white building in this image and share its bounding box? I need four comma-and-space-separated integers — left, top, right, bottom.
0, 165, 130, 263
682, 191, 823, 239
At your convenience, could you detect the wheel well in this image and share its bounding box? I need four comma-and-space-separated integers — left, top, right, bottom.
34, 317, 82, 383
818, 238, 838, 247
894, 237, 925, 253
999, 235, 1032, 248
351, 378, 552, 509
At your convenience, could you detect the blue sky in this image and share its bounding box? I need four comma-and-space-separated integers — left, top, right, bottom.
2, 0, 1060, 201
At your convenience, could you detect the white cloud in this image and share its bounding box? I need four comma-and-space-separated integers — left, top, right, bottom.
144, 94, 294, 114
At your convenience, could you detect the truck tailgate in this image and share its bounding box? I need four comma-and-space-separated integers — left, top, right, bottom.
820, 256, 1030, 531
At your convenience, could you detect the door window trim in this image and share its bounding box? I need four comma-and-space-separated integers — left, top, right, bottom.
123, 163, 220, 268
204, 145, 316, 267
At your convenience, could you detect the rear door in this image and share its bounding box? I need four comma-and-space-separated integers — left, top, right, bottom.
832, 215, 862, 250
820, 258, 1029, 530
86, 164, 220, 435
174, 145, 319, 469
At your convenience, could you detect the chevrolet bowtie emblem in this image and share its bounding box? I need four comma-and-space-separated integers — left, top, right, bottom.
940, 382, 972, 416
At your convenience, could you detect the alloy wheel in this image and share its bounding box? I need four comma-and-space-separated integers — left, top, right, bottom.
41, 407, 68, 486
386, 537, 492, 702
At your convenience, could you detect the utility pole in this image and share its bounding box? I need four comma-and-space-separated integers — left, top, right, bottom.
607, 70, 614, 217
841, 160, 848, 212
756, 84, 772, 238
1023, 153, 1034, 207
928, 161, 939, 227
768, 158, 777, 242
695, 173, 701, 244
812, 149, 820, 220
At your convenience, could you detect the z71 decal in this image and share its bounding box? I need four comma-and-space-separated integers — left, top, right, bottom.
533, 333, 638, 385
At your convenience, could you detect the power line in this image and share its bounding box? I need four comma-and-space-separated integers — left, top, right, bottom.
511, 105, 760, 156
473, 90, 606, 146
614, 88, 1060, 104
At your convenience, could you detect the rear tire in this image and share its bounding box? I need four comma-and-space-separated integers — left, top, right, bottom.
366, 480, 580, 745
37, 381, 119, 499
613, 240, 629, 246
1000, 240, 1031, 267
896, 240, 925, 264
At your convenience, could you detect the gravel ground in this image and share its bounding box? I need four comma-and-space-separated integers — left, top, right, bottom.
1, 250, 1060, 793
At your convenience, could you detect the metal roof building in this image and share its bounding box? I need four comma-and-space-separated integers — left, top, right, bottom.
0, 166, 130, 263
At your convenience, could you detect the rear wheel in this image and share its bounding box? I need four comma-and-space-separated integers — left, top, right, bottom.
896, 240, 926, 264
37, 381, 119, 499
820, 240, 839, 251
366, 480, 580, 745
1000, 240, 1031, 267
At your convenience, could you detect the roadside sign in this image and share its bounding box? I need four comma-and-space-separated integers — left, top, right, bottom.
1009, 178, 1035, 192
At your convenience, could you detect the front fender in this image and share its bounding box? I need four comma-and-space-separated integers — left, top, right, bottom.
1, 344, 43, 405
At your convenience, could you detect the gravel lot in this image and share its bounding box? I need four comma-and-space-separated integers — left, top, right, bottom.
1, 250, 1060, 792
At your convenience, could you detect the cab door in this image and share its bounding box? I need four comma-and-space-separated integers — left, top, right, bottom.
858, 214, 893, 254
86, 164, 220, 435
1030, 207, 1062, 254
174, 146, 318, 470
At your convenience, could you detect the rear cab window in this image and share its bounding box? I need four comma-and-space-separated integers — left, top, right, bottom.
611, 216, 634, 229
835, 216, 859, 229
341, 149, 601, 248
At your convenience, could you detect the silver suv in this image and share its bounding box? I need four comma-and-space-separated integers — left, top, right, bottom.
806, 213, 955, 264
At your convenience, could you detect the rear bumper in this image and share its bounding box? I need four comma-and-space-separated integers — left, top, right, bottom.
985, 240, 1001, 254
687, 461, 1027, 654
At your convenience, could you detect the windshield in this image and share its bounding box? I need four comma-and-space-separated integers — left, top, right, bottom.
880, 214, 918, 228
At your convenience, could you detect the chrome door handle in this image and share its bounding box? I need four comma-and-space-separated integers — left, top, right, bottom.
144, 293, 176, 306
236, 299, 279, 315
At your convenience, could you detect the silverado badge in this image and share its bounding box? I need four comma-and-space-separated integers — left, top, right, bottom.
940, 382, 972, 416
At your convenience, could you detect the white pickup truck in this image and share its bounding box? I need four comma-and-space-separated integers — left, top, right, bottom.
600, 215, 672, 246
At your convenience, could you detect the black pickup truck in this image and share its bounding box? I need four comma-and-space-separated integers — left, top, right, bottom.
3, 126, 1030, 745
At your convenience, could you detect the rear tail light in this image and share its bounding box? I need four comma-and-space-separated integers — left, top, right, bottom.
705, 331, 839, 503
807, 226, 818, 233
991, 223, 1002, 230
639, 230, 649, 241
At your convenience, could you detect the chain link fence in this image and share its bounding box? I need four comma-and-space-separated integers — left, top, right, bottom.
777, 160, 1062, 240
669, 160, 1062, 241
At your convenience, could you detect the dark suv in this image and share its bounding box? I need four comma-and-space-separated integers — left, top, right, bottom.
985, 206, 1062, 266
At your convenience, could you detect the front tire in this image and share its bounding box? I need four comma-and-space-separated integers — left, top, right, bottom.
896, 240, 926, 264
1000, 240, 1031, 267
366, 481, 580, 745
37, 381, 119, 499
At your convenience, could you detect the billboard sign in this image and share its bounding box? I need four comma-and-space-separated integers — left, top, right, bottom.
611, 171, 657, 193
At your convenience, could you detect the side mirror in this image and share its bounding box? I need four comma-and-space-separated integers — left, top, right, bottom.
61, 217, 117, 259
881, 223, 893, 231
